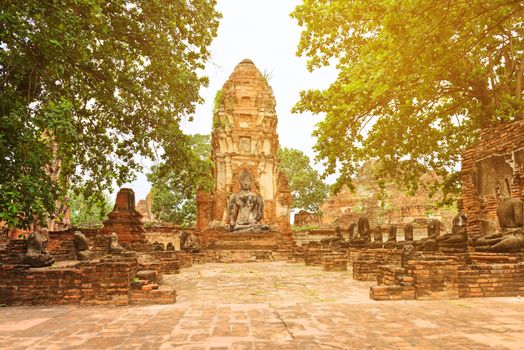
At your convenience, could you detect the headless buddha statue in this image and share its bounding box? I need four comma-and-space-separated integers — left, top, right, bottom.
396, 222, 414, 248
413, 219, 440, 251
474, 196, 524, 252
349, 217, 371, 247
383, 225, 397, 249
23, 229, 55, 267
369, 225, 384, 248
437, 199, 468, 252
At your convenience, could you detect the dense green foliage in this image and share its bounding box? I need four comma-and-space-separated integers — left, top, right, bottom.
147, 134, 213, 227
278, 147, 329, 213
0, 1, 220, 229
69, 192, 113, 228
292, 1, 524, 203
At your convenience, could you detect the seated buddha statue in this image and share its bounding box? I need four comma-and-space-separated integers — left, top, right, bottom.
396, 222, 414, 248
437, 199, 468, 252
23, 229, 55, 267
74, 231, 93, 260
227, 171, 270, 233
383, 225, 397, 249
474, 196, 524, 253
349, 217, 371, 247
180, 231, 200, 253
413, 219, 440, 251
369, 225, 384, 248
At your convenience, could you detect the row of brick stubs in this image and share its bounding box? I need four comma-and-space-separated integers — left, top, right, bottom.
371, 264, 416, 301
370, 254, 458, 301
304, 244, 330, 266
322, 252, 348, 272
352, 249, 402, 281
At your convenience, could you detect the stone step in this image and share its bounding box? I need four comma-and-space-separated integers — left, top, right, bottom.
212, 242, 278, 250
215, 233, 278, 241
206, 249, 276, 263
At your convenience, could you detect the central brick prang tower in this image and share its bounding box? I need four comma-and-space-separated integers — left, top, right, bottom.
201, 59, 291, 230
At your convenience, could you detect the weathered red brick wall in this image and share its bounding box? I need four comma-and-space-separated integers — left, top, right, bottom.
100, 188, 145, 243
371, 252, 524, 301
196, 191, 213, 230
352, 249, 402, 281
0, 255, 177, 306
294, 210, 322, 227
461, 120, 524, 238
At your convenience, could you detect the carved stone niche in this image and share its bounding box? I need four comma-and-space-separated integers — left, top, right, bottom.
239, 136, 252, 153
240, 96, 252, 107
239, 114, 252, 128
475, 155, 513, 197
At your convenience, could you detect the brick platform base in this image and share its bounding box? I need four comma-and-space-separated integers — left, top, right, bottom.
0, 254, 176, 306
370, 252, 524, 301
353, 249, 402, 281
322, 252, 348, 271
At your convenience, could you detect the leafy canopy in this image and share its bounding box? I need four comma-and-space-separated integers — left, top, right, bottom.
147, 134, 213, 227
68, 192, 113, 228
278, 147, 329, 213
0, 1, 221, 229
291, 0, 524, 203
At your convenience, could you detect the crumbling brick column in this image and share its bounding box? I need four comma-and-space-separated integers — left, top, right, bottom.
101, 188, 145, 244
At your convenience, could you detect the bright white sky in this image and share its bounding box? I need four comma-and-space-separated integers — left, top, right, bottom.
121, 0, 338, 200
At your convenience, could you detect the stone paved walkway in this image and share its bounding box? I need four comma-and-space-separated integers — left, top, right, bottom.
1, 262, 524, 349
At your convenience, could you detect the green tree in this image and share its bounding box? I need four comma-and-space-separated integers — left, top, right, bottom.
0, 1, 221, 229
69, 192, 113, 228
291, 0, 524, 203
278, 147, 329, 213
147, 134, 213, 227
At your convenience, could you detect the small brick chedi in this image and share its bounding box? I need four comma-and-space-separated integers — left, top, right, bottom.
101, 188, 145, 244
198, 59, 291, 231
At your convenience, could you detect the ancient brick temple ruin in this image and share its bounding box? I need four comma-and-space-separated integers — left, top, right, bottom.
198, 59, 291, 230
3, 64, 524, 309
461, 119, 524, 239
100, 188, 145, 244
196, 59, 292, 256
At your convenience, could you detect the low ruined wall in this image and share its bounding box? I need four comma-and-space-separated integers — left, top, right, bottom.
143, 224, 191, 250
0, 255, 176, 306
353, 249, 402, 281
0, 264, 83, 305
293, 211, 322, 227
322, 252, 348, 271
292, 229, 337, 246
138, 251, 192, 273
461, 120, 524, 238
407, 255, 459, 300
46, 231, 76, 261
371, 252, 524, 301
304, 244, 331, 266
458, 253, 524, 298
78, 257, 139, 306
